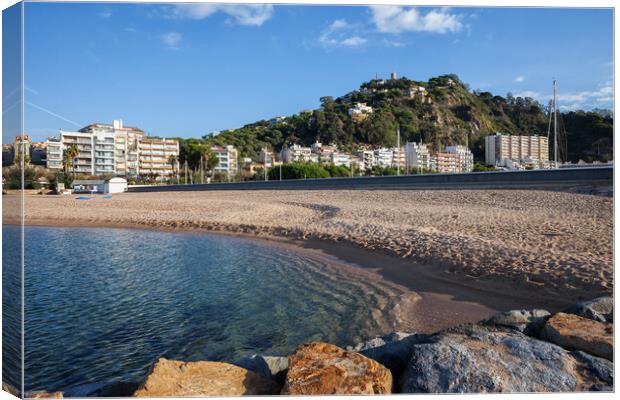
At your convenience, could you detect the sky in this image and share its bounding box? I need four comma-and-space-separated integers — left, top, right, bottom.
19, 2, 614, 141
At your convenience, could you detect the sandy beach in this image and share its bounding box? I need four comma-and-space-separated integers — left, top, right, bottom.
4, 188, 613, 325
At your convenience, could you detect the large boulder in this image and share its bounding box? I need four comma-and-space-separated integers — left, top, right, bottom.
543, 312, 613, 361
133, 358, 281, 396
564, 297, 613, 323
282, 342, 392, 395
348, 332, 422, 377
400, 324, 613, 393
483, 309, 550, 337
231, 355, 288, 385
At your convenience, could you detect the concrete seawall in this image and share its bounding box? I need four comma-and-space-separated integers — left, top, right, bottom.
128, 166, 613, 192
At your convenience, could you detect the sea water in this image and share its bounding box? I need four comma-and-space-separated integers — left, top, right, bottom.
2, 225, 410, 392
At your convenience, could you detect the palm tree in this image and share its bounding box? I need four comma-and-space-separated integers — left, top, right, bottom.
168, 154, 178, 184
64, 144, 79, 180
203, 149, 219, 179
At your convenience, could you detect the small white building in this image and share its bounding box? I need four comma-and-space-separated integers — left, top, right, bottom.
105, 177, 128, 193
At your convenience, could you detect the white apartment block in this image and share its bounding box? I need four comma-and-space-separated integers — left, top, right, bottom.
259, 148, 275, 167
47, 119, 179, 179
392, 147, 406, 170
374, 148, 393, 167
138, 138, 179, 178
405, 142, 431, 170
54, 130, 97, 174
280, 144, 313, 163
46, 138, 63, 170
354, 150, 375, 171
432, 152, 459, 173
331, 152, 351, 167
445, 145, 474, 173
348, 103, 373, 121
212, 145, 238, 176
485, 134, 549, 167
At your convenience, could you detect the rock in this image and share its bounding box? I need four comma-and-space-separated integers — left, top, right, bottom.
483, 309, 550, 337
26, 391, 64, 398
282, 342, 392, 395
134, 358, 280, 396
232, 355, 288, 385
2, 383, 20, 397
543, 312, 613, 361
400, 324, 613, 393
564, 297, 613, 323
348, 332, 422, 377
64, 381, 140, 397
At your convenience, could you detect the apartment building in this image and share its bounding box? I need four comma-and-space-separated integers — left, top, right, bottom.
331, 152, 351, 167
46, 138, 63, 170
54, 130, 96, 174
259, 148, 275, 167
319, 146, 337, 166
432, 152, 459, 173
47, 119, 179, 179
392, 147, 406, 170
405, 142, 431, 171
485, 134, 549, 167
374, 148, 393, 167
348, 102, 373, 122
211, 144, 238, 176
280, 144, 313, 163
76, 120, 146, 176
354, 150, 375, 171
445, 145, 474, 173
138, 138, 179, 178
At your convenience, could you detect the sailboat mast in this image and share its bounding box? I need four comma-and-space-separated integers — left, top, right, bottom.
396, 126, 401, 176
553, 80, 558, 165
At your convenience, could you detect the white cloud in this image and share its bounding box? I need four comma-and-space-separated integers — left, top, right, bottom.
98, 11, 112, 18
340, 36, 367, 47
319, 19, 367, 48
172, 4, 273, 26
369, 6, 463, 34
513, 83, 613, 110
514, 75, 525, 83
329, 19, 349, 30
162, 32, 182, 49
513, 90, 540, 98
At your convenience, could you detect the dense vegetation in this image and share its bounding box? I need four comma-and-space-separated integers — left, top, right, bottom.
179, 74, 611, 164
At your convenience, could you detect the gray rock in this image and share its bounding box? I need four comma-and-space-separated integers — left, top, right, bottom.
400, 324, 613, 393
348, 332, 423, 377
483, 309, 550, 337
564, 297, 613, 323
231, 354, 288, 385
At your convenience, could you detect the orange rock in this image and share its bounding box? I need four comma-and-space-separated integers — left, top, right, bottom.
134, 358, 280, 397
282, 342, 392, 395
544, 312, 613, 361
28, 391, 63, 398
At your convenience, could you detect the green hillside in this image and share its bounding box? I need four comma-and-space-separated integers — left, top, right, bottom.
182, 74, 612, 164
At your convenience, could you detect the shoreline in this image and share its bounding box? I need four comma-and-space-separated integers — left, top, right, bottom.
12, 217, 579, 331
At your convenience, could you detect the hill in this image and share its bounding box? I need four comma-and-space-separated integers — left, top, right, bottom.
185, 74, 612, 164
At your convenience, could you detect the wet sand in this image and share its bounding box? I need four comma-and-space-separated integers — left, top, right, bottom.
4, 188, 613, 332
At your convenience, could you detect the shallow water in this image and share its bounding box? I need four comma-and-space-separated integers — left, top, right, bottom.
3, 225, 413, 392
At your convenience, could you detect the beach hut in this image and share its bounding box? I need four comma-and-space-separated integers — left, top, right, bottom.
105, 177, 128, 194
72, 179, 105, 194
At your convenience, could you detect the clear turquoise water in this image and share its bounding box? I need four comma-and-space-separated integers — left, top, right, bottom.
3, 225, 405, 392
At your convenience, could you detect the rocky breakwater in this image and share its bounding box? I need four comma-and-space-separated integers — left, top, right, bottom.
8, 297, 613, 397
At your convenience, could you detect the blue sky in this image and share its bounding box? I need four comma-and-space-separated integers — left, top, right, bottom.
21, 3, 613, 141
